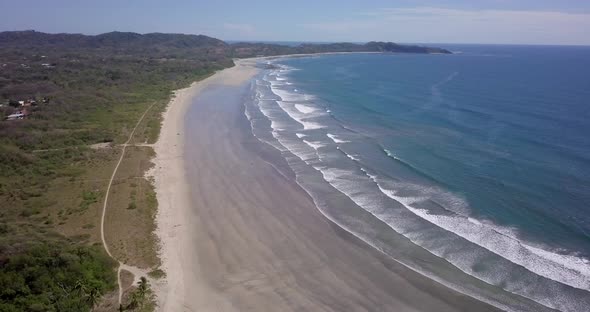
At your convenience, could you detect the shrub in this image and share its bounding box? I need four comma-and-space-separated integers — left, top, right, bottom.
127, 201, 137, 210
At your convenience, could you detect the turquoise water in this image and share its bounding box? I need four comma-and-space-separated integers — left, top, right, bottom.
245, 46, 590, 311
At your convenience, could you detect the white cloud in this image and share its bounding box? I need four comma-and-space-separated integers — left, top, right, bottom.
300, 7, 590, 45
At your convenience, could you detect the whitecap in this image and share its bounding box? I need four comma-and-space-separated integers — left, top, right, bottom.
294, 104, 318, 114
327, 133, 350, 143
369, 175, 590, 291
303, 139, 325, 151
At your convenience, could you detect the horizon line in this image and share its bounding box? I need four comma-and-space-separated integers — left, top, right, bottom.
3, 29, 590, 47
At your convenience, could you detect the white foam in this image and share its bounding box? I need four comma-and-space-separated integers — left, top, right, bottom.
271, 85, 305, 102
285, 167, 519, 312
248, 70, 588, 312
344, 152, 360, 161
295, 133, 307, 138
294, 104, 318, 114
279, 102, 322, 130
323, 167, 585, 311
244, 106, 252, 121
383, 148, 401, 160
275, 100, 325, 131
368, 175, 590, 291
255, 97, 287, 132
327, 133, 350, 143
467, 217, 482, 226
265, 63, 585, 303
301, 120, 325, 130
525, 244, 590, 281
303, 139, 325, 151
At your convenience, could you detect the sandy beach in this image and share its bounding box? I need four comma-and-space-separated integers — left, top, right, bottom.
150, 59, 500, 312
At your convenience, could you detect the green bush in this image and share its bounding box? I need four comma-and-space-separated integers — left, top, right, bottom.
79, 190, 100, 212
0, 243, 116, 311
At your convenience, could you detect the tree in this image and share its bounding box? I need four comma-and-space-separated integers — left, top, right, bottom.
0, 244, 116, 312
137, 277, 148, 298
8, 99, 20, 107
136, 276, 149, 308
74, 279, 88, 296
124, 276, 151, 310
86, 287, 101, 309
127, 292, 139, 310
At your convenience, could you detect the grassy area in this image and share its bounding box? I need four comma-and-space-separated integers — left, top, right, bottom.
0, 32, 233, 310
104, 146, 159, 268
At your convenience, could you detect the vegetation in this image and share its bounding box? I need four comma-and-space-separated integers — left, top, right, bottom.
0, 32, 232, 203
121, 277, 155, 311
229, 41, 451, 58
0, 30, 450, 309
0, 30, 233, 310
147, 269, 165, 279
0, 242, 116, 311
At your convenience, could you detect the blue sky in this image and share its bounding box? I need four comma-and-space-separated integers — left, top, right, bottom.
1, 0, 589, 45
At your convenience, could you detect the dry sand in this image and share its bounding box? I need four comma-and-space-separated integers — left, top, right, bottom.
151, 60, 500, 312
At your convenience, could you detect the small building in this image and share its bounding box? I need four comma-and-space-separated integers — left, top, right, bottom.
6, 108, 30, 121
22, 99, 36, 107
6, 112, 25, 120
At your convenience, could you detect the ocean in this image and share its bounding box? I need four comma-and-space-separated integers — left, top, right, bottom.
243, 45, 590, 312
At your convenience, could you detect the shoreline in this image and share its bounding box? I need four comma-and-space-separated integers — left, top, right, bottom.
149, 59, 501, 311
149, 60, 259, 311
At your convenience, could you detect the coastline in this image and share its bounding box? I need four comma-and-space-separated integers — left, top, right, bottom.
149, 59, 500, 311
149, 60, 259, 311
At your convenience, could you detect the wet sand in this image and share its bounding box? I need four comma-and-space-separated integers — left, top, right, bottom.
152, 60, 501, 311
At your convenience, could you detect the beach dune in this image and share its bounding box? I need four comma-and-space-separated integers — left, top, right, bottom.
151, 60, 500, 312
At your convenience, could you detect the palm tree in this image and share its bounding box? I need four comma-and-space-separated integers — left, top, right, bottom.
73, 279, 87, 296
86, 287, 101, 309
137, 277, 148, 295
137, 276, 149, 308
73, 279, 86, 310
127, 292, 140, 310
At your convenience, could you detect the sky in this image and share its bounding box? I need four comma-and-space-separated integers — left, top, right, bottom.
1, 0, 590, 45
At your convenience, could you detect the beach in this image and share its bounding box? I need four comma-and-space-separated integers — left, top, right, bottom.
150, 59, 501, 312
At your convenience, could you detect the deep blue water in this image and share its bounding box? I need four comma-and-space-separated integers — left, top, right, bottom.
245, 45, 590, 311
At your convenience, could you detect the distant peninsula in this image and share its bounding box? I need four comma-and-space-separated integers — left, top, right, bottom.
0, 30, 452, 58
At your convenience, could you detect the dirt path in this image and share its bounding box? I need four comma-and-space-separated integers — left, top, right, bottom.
100, 101, 158, 305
